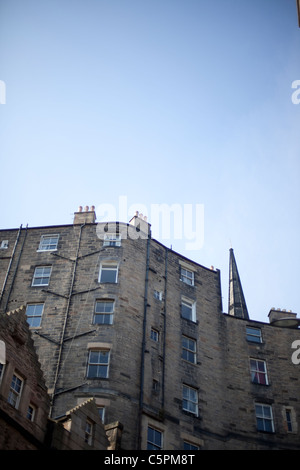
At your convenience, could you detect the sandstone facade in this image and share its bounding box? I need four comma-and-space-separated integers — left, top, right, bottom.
0, 208, 299, 449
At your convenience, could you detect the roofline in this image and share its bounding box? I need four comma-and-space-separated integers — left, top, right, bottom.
223, 311, 300, 330
0, 221, 220, 274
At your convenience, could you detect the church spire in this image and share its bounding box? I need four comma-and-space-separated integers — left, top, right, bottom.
228, 248, 249, 320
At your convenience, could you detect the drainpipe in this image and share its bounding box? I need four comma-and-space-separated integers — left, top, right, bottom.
3, 225, 28, 313
50, 223, 85, 417
0, 225, 22, 309
138, 231, 151, 450
161, 247, 168, 410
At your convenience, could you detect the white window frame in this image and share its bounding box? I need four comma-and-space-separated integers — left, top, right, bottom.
98, 261, 119, 284
37, 234, 59, 251
181, 297, 196, 322
32, 266, 52, 287
180, 267, 194, 286
154, 290, 162, 301
150, 328, 159, 342
147, 426, 163, 450
103, 234, 121, 247
182, 384, 198, 416
26, 303, 44, 328
255, 403, 274, 433
98, 406, 105, 423
93, 300, 114, 325
8, 373, 24, 409
84, 419, 94, 445
246, 327, 262, 343
182, 336, 196, 364
250, 358, 268, 385
87, 349, 110, 378
27, 404, 36, 421
183, 441, 199, 450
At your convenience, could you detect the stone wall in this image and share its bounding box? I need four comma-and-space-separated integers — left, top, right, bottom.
0, 218, 299, 450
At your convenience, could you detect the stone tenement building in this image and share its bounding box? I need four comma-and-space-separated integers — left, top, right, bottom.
0, 305, 109, 450
0, 206, 299, 450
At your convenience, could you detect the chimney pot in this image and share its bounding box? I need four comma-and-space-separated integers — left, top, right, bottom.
73, 205, 96, 224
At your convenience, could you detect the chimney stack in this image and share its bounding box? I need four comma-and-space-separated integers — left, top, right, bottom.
128, 211, 151, 238
268, 308, 300, 328
73, 205, 96, 225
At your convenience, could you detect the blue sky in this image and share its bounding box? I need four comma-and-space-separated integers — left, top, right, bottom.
0, 0, 299, 322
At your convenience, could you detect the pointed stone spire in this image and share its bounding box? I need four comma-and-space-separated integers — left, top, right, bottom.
228, 248, 249, 319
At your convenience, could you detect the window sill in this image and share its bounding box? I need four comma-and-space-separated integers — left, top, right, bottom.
246, 339, 264, 345
86, 377, 109, 381
103, 244, 121, 248
181, 317, 198, 325
36, 249, 58, 253
182, 409, 199, 419
180, 279, 195, 287
256, 429, 275, 435
181, 358, 197, 366
251, 381, 270, 387
98, 282, 118, 285
31, 284, 50, 288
